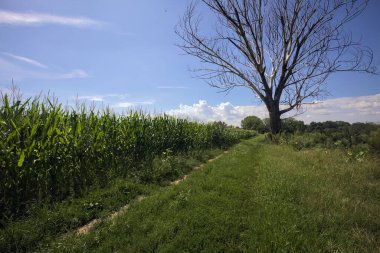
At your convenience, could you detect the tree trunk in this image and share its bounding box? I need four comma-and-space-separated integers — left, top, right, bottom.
269, 110, 281, 134
266, 100, 282, 134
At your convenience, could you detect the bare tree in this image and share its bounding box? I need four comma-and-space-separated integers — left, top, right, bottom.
176, 0, 376, 134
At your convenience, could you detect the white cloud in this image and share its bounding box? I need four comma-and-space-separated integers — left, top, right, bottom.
299, 94, 380, 123
166, 100, 267, 126
0, 56, 89, 81
114, 100, 155, 108
0, 10, 105, 28
75, 95, 104, 102
166, 94, 380, 126
2, 52, 48, 69
104, 94, 129, 99
73, 93, 129, 102
55, 69, 89, 79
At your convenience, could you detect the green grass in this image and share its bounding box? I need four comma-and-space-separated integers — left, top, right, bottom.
0, 148, 224, 253
39, 137, 380, 253
0, 179, 151, 253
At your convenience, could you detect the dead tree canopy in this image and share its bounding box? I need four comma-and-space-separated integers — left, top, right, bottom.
176, 0, 376, 134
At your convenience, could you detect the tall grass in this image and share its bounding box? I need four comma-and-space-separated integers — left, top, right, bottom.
0, 93, 254, 224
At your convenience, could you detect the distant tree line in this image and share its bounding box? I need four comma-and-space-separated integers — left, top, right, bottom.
241, 116, 378, 134
241, 116, 307, 134
241, 116, 380, 151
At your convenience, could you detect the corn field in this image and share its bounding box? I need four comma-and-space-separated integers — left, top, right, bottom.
0, 94, 255, 222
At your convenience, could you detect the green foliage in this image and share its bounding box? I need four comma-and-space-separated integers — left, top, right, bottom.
241, 115, 267, 133
0, 93, 256, 225
367, 128, 380, 151
281, 117, 306, 133
307, 120, 351, 132
278, 120, 380, 153
0, 179, 149, 253
282, 132, 325, 150
244, 117, 305, 134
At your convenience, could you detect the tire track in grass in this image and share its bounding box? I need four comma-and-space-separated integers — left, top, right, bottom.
171, 150, 229, 186
75, 149, 231, 235
57, 137, 380, 253
45, 138, 261, 253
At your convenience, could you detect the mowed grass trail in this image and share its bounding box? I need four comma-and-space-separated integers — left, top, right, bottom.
43, 138, 380, 253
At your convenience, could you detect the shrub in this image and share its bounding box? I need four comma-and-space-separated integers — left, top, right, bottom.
241, 116, 268, 133
281, 118, 306, 134
367, 128, 380, 151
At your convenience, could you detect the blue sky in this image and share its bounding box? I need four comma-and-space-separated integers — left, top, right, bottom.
0, 0, 379, 125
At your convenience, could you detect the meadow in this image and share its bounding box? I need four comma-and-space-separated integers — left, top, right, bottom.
1, 93, 379, 252
37, 137, 380, 253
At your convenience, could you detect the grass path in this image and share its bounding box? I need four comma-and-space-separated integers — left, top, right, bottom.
43, 137, 380, 253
